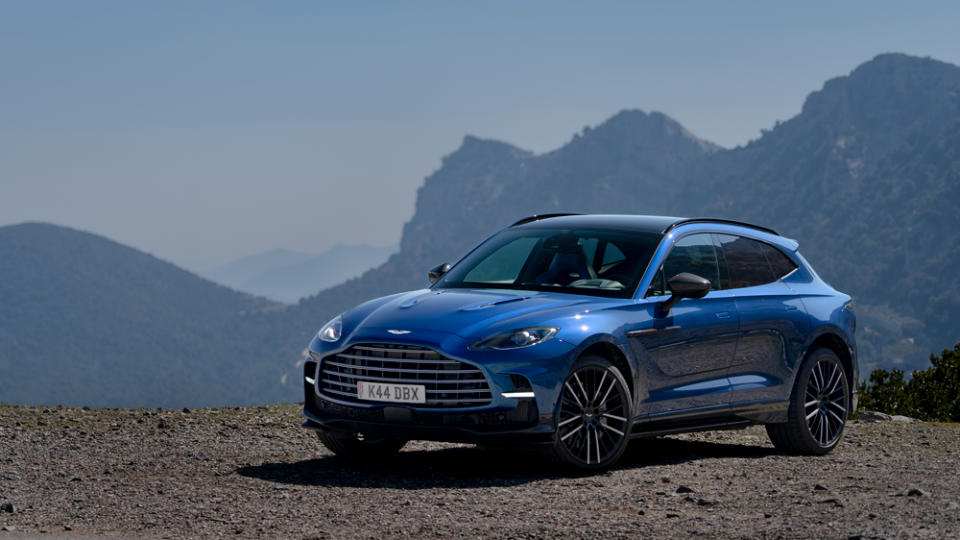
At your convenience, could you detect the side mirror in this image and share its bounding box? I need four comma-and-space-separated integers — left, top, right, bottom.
657, 272, 711, 317
428, 263, 451, 283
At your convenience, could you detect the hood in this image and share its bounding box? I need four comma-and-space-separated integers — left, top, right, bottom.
352, 288, 613, 339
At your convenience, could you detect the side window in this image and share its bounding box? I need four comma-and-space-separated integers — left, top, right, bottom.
717, 234, 776, 288
761, 243, 798, 279
661, 233, 720, 292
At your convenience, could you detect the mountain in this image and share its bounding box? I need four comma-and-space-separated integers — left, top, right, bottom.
284, 53, 960, 386
0, 223, 290, 408
205, 244, 395, 303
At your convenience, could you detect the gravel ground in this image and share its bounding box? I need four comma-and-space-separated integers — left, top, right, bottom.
0, 404, 958, 539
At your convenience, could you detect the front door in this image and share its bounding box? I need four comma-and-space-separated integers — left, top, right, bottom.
629, 233, 739, 417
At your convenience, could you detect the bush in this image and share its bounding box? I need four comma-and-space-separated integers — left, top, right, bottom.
857, 343, 960, 421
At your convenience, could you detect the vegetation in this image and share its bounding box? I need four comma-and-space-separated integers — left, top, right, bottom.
857, 343, 960, 421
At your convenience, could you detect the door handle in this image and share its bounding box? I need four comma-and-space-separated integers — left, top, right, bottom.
785, 305, 799, 311
715, 311, 732, 319
627, 326, 680, 337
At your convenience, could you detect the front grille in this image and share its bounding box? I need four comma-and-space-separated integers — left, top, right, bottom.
317, 344, 492, 408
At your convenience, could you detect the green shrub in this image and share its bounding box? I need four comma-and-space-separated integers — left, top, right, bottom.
857, 343, 960, 421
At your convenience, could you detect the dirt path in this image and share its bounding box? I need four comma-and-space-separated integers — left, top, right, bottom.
1, 404, 957, 539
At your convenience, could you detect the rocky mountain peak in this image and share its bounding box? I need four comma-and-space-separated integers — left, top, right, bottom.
574, 109, 721, 155
441, 135, 531, 168
801, 53, 960, 125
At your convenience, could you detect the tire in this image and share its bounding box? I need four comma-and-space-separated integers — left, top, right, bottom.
316, 431, 407, 461
766, 347, 850, 455
543, 355, 633, 470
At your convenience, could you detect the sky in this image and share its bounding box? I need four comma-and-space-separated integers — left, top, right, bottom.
2, 1, 959, 272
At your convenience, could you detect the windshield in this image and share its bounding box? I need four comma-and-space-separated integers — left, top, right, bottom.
435, 227, 663, 298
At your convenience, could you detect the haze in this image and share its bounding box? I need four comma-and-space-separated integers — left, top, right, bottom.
2, 1, 958, 271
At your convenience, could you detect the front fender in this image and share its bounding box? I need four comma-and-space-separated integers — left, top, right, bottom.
560, 332, 643, 417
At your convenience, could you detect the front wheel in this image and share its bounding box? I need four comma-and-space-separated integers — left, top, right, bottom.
316, 431, 407, 461
766, 348, 850, 455
544, 356, 633, 470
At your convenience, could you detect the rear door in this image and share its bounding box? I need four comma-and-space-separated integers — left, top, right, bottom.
629, 233, 739, 417
716, 234, 807, 405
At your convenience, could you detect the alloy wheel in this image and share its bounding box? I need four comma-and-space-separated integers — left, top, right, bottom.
557, 365, 630, 466
804, 358, 848, 447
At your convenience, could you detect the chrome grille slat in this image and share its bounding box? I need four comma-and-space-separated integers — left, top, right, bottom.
324, 387, 363, 399
323, 359, 480, 375
351, 345, 443, 357
337, 352, 459, 365
318, 343, 493, 408
321, 369, 486, 385
322, 378, 356, 389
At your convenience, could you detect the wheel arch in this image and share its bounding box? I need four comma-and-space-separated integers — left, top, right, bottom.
577, 338, 635, 402
807, 331, 857, 396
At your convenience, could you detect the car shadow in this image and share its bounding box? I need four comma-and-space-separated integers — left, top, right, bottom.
236, 437, 777, 489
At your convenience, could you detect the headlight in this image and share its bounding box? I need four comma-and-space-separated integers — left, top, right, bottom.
470, 327, 558, 350
317, 315, 343, 342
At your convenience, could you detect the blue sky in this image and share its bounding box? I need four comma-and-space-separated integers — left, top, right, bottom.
2, 1, 958, 270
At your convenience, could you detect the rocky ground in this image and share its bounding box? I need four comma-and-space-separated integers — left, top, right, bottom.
0, 404, 957, 539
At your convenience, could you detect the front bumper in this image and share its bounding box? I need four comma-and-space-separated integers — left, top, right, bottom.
301, 331, 576, 445
302, 402, 553, 445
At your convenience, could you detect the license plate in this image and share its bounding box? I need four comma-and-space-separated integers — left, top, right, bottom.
356, 381, 426, 404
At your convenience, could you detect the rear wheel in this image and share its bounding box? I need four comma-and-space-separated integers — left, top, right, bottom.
544, 356, 632, 470
766, 348, 850, 455
316, 431, 407, 461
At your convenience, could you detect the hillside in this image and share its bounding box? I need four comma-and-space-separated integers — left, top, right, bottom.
0, 223, 289, 408
0, 404, 956, 538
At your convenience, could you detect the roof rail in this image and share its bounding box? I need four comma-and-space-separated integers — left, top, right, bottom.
511, 213, 581, 227
663, 218, 779, 236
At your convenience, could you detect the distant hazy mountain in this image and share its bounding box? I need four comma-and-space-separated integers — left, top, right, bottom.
205, 244, 395, 303
205, 249, 316, 291
2, 53, 958, 408
0, 223, 288, 408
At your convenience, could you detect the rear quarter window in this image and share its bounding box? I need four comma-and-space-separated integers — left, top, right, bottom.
717, 234, 776, 288
760, 242, 798, 279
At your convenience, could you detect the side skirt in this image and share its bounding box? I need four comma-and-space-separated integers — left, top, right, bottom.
629, 399, 789, 439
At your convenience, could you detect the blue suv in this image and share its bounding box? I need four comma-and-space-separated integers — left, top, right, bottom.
302, 215, 857, 470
